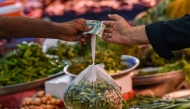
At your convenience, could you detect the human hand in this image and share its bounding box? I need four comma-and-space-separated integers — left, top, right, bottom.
58, 18, 92, 44
103, 14, 131, 45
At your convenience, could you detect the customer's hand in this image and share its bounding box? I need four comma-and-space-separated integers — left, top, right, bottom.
58, 18, 92, 44
103, 14, 131, 45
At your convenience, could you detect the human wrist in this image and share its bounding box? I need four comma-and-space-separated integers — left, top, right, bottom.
53, 22, 66, 40
123, 27, 137, 45
127, 26, 149, 44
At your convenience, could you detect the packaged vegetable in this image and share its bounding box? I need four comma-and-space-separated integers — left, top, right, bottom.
64, 35, 122, 109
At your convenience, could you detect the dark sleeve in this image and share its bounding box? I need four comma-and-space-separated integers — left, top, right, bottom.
145, 14, 190, 60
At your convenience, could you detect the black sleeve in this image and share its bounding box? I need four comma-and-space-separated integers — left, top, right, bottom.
145, 14, 190, 60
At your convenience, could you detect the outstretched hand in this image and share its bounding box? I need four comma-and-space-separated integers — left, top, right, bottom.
58, 18, 92, 44
103, 14, 132, 45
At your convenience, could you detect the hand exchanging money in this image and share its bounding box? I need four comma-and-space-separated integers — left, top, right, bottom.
102, 14, 131, 45
102, 14, 149, 45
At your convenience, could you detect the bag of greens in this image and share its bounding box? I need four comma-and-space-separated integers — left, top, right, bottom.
64, 35, 122, 109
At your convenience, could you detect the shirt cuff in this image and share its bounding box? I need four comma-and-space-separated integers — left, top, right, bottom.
145, 21, 175, 60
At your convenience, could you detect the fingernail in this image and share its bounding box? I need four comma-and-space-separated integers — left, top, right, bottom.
88, 26, 92, 29
108, 14, 111, 16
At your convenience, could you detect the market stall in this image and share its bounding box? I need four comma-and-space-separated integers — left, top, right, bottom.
1, 0, 190, 109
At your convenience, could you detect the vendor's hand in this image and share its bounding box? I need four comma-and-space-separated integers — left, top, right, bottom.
103, 14, 131, 45
58, 18, 92, 44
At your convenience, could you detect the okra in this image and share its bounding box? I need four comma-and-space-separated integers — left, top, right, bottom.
64, 80, 122, 109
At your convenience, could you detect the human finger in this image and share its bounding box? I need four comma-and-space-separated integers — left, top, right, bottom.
102, 35, 107, 41
103, 32, 112, 38
75, 32, 83, 41
102, 36, 112, 42
78, 40, 83, 45
80, 38, 87, 43
78, 34, 91, 43
103, 21, 115, 27
104, 27, 113, 33
108, 14, 122, 21
74, 18, 93, 32
82, 34, 91, 39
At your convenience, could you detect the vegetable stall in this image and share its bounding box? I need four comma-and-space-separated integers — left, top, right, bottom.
1, 0, 190, 109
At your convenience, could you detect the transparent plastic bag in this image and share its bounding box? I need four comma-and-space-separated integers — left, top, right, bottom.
64, 35, 122, 109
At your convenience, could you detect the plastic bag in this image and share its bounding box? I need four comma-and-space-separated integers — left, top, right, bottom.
64, 35, 122, 109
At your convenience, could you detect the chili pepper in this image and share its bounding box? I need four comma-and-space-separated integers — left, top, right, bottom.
24, 48, 32, 58
3, 60, 15, 66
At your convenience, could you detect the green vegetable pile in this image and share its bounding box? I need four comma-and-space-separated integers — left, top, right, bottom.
122, 95, 160, 109
0, 42, 65, 87
124, 98, 190, 109
134, 0, 173, 25
47, 38, 142, 75
136, 60, 187, 76
64, 80, 122, 109
139, 46, 190, 82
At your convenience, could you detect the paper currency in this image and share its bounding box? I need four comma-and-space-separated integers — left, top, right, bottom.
83, 20, 106, 38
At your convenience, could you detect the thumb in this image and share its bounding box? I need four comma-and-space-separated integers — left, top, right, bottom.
76, 24, 92, 32
108, 14, 121, 21
83, 26, 93, 32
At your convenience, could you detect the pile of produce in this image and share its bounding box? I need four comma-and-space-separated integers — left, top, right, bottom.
122, 95, 190, 109
135, 0, 190, 25
0, 42, 65, 87
145, 46, 190, 67
64, 80, 122, 109
134, 0, 172, 25
137, 46, 190, 81
47, 38, 142, 75
125, 98, 190, 109
136, 60, 187, 76
20, 91, 63, 109
122, 95, 160, 109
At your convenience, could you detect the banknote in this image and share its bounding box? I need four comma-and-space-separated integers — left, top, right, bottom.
96, 24, 105, 38
83, 20, 105, 38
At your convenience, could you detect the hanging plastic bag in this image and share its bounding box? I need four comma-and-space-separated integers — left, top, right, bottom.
64, 35, 122, 109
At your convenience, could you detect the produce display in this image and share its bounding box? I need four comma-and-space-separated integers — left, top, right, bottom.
0, 42, 65, 87
183, 64, 190, 82
125, 98, 190, 109
136, 60, 187, 76
135, 0, 190, 25
134, 0, 172, 25
144, 47, 190, 67
122, 95, 160, 109
64, 80, 122, 109
144, 47, 171, 66
47, 38, 142, 75
20, 91, 63, 109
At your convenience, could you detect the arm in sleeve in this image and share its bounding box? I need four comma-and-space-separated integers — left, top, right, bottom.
145, 14, 190, 60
